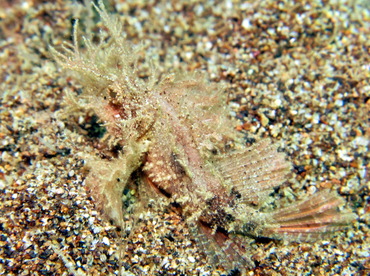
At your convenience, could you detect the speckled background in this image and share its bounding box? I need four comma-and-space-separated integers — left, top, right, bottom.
0, 0, 369, 275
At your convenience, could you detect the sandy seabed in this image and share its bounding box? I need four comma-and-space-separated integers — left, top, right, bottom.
0, 0, 369, 275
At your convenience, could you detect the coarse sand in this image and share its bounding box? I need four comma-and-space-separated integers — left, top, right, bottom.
0, 1, 369, 275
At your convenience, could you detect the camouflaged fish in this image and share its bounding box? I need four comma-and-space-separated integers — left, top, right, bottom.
51, 1, 355, 273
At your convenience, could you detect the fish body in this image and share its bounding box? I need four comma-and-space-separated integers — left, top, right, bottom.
51, 1, 356, 273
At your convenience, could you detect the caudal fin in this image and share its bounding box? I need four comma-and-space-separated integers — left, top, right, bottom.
263, 190, 356, 241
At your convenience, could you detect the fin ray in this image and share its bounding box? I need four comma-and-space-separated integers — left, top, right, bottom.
216, 139, 292, 203
263, 190, 356, 241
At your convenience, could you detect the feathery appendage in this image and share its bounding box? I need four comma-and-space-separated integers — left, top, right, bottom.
50, 0, 156, 104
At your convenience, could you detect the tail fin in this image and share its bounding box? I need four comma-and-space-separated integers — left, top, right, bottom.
263, 190, 356, 241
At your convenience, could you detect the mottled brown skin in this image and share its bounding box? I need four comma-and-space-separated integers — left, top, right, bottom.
51, 1, 356, 274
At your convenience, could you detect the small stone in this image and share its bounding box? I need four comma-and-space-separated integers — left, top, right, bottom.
102, 236, 110, 246
241, 18, 252, 30
188, 256, 195, 263
55, 188, 64, 195
260, 113, 269, 127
